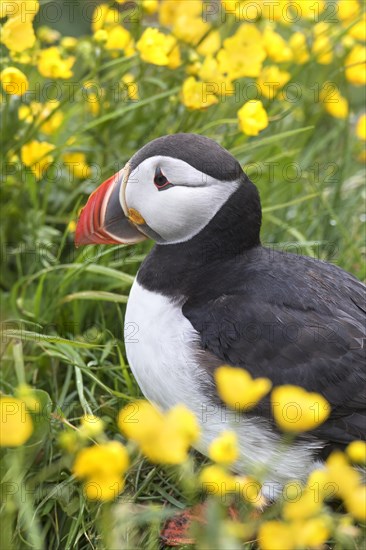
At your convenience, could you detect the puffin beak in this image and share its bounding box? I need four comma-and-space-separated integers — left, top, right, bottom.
75, 164, 147, 246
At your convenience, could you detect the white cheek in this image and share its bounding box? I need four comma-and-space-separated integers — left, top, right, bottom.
125, 156, 239, 243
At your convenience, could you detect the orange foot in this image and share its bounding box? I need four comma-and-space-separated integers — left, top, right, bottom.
160, 503, 241, 546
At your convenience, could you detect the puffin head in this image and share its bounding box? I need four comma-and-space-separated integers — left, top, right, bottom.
75, 133, 258, 247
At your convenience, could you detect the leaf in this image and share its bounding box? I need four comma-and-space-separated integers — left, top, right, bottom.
60, 291, 128, 304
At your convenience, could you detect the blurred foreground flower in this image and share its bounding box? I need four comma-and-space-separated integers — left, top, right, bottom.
345, 45, 366, 86
73, 441, 129, 501
0, 396, 33, 447
238, 100, 269, 136
215, 365, 272, 409
271, 385, 330, 432
118, 400, 200, 464
356, 114, 366, 141
1, 67, 28, 95
208, 431, 239, 465
321, 86, 349, 119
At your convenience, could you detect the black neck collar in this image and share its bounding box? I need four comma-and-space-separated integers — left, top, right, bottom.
137, 176, 262, 296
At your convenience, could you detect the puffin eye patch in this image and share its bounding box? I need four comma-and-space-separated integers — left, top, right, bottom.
154, 169, 173, 191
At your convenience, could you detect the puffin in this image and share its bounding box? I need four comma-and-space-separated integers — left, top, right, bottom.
75, 133, 366, 498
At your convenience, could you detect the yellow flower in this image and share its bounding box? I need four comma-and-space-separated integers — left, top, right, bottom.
197, 30, 221, 56
67, 220, 77, 234
263, 26, 293, 63
37, 26, 60, 44
208, 431, 239, 465
348, 13, 366, 42
283, 489, 322, 521
0, 0, 39, 21
181, 76, 218, 110
18, 101, 63, 134
0, 396, 33, 447
73, 441, 129, 501
173, 16, 210, 46
312, 34, 333, 65
238, 99, 269, 136
122, 73, 139, 100
259, 520, 294, 550
215, 365, 272, 407
1, 67, 28, 95
347, 440, 366, 463
272, 385, 330, 432
93, 29, 108, 43
199, 465, 237, 496
105, 25, 134, 53
289, 32, 310, 65
38, 47, 75, 79
137, 28, 181, 68
198, 56, 234, 97
344, 485, 366, 522
63, 152, 91, 179
80, 414, 104, 438
1, 17, 36, 52
159, 0, 202, 26
21, 140, 55, 180
296, 0, 325, 19
142, 0, 158, 14
217, 24, 266, 80
338, 0, 360, 22
257, 66, 291, 99
345, 45, 366, 85
356, 114, 366, 141
83, 476, 125, 501
294, 517, 331, 548
320, 85, 349, 119
92, 4, 119, 32
118, 401, 200, 464
61, 36, 78, 51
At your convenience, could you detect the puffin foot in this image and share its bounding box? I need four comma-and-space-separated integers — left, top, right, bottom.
160, 503, 241, 546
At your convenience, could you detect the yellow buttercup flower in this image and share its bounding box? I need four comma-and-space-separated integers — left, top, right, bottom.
80, 414, 104, 438
296, 0, 325, 19
289, 32, 310, 65
1, 67, 28, 95
122, 73, 139, 100
345, 45, 366, 86
173, 15, 210, 46
215, 365, 272, 409
338, 0, 360, 22
0, 0, 39, 21
257, 66, 291, 99
320, 85, 349, 119
197, 30, 221, 56
1, 17, 36, 52
137, 28, 181, 68
159, 0, 202, 26
198, 56, 234, 97
181, 76, 219, 110
208, 431, 239, 465
73, 441, 129, 501
0, 396, 33, 447
38, 47, 75, 79
105, 25, 134, 54
61, 36, 78, 51
312, 35, 333, 65
238, 100, 269, 137
63, 152, 91, 179
21, 140, 55, 180
217, 24, 266, 80
199, 464, 237, 496
293, 517, 331, 549
283, 489, 323, 521
91, 4, 119, 32
18, 101, 63, 134
347, 440, 366, 463
142, 0, 158, 14
271, 385, 330, 432
259, 520, 294, 550
344, 485, 366, 522
348, 13, 366, 42
118, 400, 200, 464
263, 26, 293, 63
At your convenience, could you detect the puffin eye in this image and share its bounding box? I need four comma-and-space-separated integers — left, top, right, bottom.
154, 169, 173, 191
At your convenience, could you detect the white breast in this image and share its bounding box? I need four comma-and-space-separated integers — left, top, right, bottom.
124, 279, 323, 498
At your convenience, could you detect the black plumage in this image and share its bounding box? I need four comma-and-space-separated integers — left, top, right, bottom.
137, 147, 366, 457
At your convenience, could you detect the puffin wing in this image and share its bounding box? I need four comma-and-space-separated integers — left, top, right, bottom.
182, 292, 366, 445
